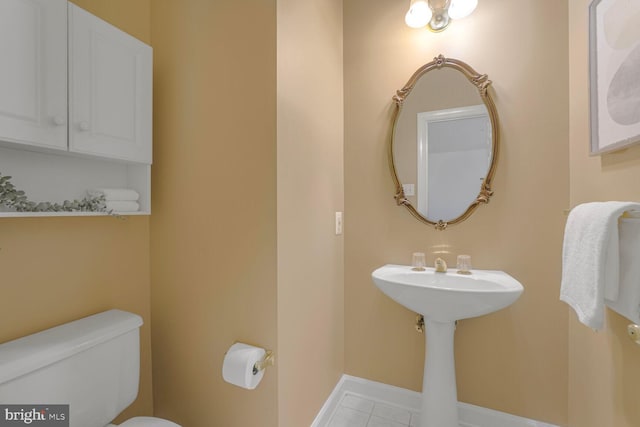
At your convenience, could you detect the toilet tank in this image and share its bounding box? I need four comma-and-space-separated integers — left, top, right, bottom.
0, 310, 143, 427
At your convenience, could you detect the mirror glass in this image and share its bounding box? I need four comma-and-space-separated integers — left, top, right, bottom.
390, 56, 499, 229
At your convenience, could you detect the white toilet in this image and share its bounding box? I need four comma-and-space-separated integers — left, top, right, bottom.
0, 309, 180, 427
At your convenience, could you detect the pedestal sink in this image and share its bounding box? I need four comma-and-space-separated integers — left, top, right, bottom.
371, 264, 523, 427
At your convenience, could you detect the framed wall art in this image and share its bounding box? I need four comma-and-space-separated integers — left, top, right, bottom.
589, 0, 640, 154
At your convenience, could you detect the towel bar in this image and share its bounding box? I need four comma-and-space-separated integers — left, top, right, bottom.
563, 208, 640, 218
623, 210, 640, 219
627, 324, 640, 345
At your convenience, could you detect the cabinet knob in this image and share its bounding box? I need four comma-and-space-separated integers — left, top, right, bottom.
53, 116, 66, 126
79, 122, 90, 131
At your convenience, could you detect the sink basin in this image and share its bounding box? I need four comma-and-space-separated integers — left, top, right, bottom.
371, 264, 523, 427
372, 264, 523, 321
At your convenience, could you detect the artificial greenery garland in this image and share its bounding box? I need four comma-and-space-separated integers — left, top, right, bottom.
0, 173, 108, 213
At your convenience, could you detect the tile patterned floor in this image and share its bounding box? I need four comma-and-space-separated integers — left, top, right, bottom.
327, 393, 419, 427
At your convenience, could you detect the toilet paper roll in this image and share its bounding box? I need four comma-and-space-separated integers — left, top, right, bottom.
222, 342, 266, 390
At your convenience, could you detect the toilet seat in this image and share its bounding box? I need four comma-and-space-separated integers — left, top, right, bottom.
116, 417, 181, 427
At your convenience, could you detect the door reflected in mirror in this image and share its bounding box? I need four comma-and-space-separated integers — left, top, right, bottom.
418, 105, 491, 220
390, 55, 499, 230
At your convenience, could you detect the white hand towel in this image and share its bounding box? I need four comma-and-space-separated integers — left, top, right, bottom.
105, 201, 140, 212
606, 217, 640, 324
560, 201, 640, 330
88, 188, 140, 201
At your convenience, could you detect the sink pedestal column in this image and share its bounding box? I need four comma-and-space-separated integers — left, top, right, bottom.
420, 319, 458, 427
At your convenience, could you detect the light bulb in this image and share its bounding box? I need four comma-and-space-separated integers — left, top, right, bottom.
405, 0, 432, 29
447, 0, 478, 20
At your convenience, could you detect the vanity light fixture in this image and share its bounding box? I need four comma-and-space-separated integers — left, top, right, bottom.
405, 0, 477, 32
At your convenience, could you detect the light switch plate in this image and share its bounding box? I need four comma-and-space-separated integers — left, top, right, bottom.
402, 184, 415, 196
335, 212, 343, 235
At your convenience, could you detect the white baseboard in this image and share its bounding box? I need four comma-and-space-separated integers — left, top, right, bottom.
311, 375, 561, 427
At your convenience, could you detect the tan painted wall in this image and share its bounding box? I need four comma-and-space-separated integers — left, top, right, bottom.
277, 0, 344, 425
70, 0, 151, 44
344, 0, 569, 424
568, 1, 640, 426
0, 1, 153, 423
149, 1, 278, 426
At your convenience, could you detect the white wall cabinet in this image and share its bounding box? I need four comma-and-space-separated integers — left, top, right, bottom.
69, 4, 152, 163
0, 0, 68, 151
0, 1, 152, 216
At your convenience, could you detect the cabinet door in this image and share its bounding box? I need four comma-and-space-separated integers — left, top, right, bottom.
0, 0, 67, 150
69, 4, 152, 164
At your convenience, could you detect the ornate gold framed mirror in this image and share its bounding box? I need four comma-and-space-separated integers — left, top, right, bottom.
390, 55, 499, 230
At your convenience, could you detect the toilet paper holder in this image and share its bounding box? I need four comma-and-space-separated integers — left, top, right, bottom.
227, 341, 275, 374
253, 349, 275, 374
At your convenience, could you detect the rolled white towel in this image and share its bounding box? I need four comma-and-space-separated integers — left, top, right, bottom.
105, 201, 140, 212
88, 188, 140, 202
